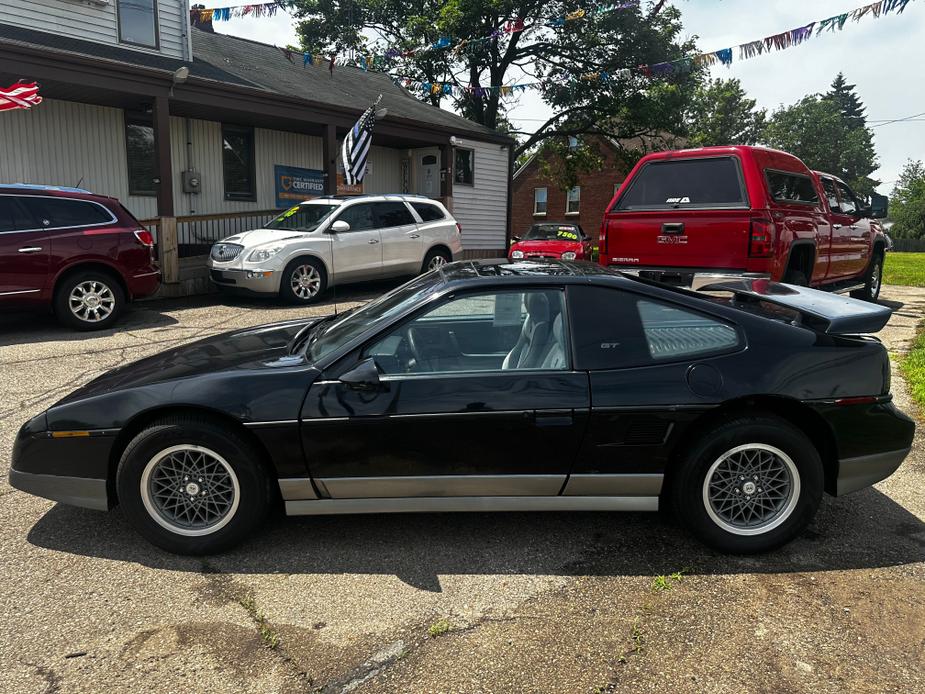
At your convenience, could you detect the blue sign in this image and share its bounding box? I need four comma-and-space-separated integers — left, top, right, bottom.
274, 165, 324, 208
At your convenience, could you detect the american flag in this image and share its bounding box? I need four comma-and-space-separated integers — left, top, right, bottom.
0, 82, 42, 112
341, 99, 378, 186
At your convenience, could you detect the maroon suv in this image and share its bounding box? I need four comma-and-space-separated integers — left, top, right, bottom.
0, 184, 160, 330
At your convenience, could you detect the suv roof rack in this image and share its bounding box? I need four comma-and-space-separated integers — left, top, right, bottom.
1, 183, 93, 194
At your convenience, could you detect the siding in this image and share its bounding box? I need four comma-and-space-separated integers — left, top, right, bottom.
452, 138, 511, 250
0, 0, 188, 59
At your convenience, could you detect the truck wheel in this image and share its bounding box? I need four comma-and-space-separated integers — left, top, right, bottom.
851, 252, 884, 302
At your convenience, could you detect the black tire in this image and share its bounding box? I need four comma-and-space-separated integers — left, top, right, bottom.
420, 247, 451, 275
54, 270, 125, 331
279, 257, 327, 304
851, 250, 884, 302
670, 414, 823, 554
116, 415, 273, 555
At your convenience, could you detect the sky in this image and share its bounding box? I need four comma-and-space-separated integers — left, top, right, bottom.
197, 0, 925, 195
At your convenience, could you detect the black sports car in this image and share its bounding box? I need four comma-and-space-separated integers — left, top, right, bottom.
10, 260, 914, 555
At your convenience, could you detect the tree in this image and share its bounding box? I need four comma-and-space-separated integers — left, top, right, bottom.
763, 90, 879, 197
287, 0, 700, 156
827, 72, 866, 129
685, 78, 766, 147
890, 160, 925, 239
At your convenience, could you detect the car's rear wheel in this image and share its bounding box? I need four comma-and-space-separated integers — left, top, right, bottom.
851, 251, 884, 302
421, 248, 451, 275
279, 257, 327, 304
54, 270, 125, 331
116, 415, 272, 554
670, 415, 823, 553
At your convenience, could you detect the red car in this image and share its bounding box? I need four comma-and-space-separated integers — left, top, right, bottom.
0, 184, 160, 330
509, 222, 593, 261
600, 146, 889, 301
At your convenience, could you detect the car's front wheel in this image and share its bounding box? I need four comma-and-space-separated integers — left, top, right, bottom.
54, 270, 125, 331
116, 415, 272, 554
279, 257, 327, 304
670, 414, 823, 553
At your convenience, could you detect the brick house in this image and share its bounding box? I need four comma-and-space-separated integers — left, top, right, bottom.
511, 134, 675, 243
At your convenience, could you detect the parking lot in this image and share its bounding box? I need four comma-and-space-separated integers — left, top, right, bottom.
1, 284, 923, 694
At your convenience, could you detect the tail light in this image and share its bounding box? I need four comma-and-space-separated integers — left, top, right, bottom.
748, 217, 774, 257
455, 222, 462, 236
598, 221, 608, 261
133, 229, 155, 247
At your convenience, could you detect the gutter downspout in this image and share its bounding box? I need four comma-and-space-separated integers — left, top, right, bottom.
505, 143, 514, 250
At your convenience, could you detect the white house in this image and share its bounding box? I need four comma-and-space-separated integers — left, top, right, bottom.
0, 5, 513, 292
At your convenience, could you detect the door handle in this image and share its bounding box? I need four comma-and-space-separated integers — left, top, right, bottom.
534, 409, 574, 427
849, 225, 859, 230
409, 233, 420, 239
368, 239, 380, 244
832, 224, 842, 230
18, 246, 43, 253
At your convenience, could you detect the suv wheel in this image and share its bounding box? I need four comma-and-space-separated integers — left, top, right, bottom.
116, 415, 272, 554
279, 258, 327, 304
670, 414, 823, 554
851, 251, 884, 302
421, 248, 451, 274
54, 270, 125, 331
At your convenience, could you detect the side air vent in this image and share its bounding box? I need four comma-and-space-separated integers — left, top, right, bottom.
623, 418, 672, 446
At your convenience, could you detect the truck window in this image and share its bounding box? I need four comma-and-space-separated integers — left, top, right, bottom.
614, 157, 746, 211
765, 170, 819, 205
834, 181, 859, 216
820, 178, 842, 213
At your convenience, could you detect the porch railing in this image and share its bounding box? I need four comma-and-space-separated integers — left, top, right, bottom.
139, 209, 281, 258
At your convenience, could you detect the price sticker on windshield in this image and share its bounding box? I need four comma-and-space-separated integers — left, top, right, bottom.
556, 227, 579, 240
276, 206, 301, 222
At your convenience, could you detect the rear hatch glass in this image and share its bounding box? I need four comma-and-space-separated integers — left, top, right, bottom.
604, 156, 752, 270
614, 157, 747, 211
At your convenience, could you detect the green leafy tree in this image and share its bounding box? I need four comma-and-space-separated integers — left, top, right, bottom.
685, 78, 766, 146
889, 160, 925, 239
287, 0, 700, 156
763, 91, 879, 197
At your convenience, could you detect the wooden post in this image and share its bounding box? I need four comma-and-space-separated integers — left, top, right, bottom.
440, 142, 453, 209
323, 123, 338, 195
152, 94, 179, 283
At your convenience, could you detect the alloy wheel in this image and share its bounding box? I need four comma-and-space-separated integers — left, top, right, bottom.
140, 445, 240, 537
427, 254, 448, 271
702, 443, 800, 536
69, 280, 116, 323
290, 264, 321, 300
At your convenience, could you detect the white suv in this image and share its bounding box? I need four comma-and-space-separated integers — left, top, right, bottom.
208, 195, 463, 303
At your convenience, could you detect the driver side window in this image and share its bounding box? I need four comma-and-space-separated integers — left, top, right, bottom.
335, 203, 377, 231
835, 181, 859, 216
366, 289, 568, 375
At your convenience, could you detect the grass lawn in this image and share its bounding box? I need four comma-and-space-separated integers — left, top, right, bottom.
883, 252, 925, 287
901, 327, 925, 411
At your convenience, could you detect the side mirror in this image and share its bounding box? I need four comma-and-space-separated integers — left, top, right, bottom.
510, 236, 521, 244
870, 193, 889, 219
338, 357, 385, 391
330, 220, 350, 233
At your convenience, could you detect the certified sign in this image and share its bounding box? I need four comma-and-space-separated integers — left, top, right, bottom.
274, 165, 325, 208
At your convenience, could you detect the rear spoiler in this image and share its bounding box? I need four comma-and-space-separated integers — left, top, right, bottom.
700, 278, 892, 335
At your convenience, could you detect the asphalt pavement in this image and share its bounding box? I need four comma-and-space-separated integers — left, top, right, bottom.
0, 283, 923, 694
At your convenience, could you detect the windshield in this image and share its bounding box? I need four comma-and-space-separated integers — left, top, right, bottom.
307, 272, 445, 362
524, 224, 582, 241
266, 204, 338, 232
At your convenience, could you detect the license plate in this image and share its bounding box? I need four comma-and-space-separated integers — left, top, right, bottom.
657, 235, 688, 245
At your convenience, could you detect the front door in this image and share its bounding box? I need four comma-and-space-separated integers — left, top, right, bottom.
0, 195, 49, 304
375, 201, 422, 276
417, 154, 439, 198
300, 287, 589, 498
821, 177, 865, 279
834, 179, 871, 277
329, 202, 382, 283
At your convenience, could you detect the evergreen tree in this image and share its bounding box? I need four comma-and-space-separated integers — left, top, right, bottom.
827, 73, 867, 129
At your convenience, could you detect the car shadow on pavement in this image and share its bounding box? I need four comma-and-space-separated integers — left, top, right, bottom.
26, 487, 925, 591
0, 305, 179, 346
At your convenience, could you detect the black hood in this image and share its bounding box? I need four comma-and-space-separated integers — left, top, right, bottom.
57, 317, 322, 404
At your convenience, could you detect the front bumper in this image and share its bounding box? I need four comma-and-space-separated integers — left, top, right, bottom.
609, 267, 770, 290
209, 267, 281, 294
9, 468, 109, 511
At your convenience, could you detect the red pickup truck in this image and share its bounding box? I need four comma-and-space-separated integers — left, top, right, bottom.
599, 146, 889, 301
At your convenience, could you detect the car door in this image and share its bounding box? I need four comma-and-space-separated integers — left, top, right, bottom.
300, 287, 590, 498
329, 202, 382, 282
563, 284, 742, 499
0, 195, 49, 304
375, 201, 422, 276
833, 179, 871, 276
820, 176, 863, 279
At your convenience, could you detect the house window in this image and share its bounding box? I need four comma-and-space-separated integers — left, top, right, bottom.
454, 148, 474, 185
118, 0, 158, 48
566, 186, 580, 214
568, 136, 579, 151
533, 188, 547, 215
222, 125, 256, 201
125, 116, 156, 196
